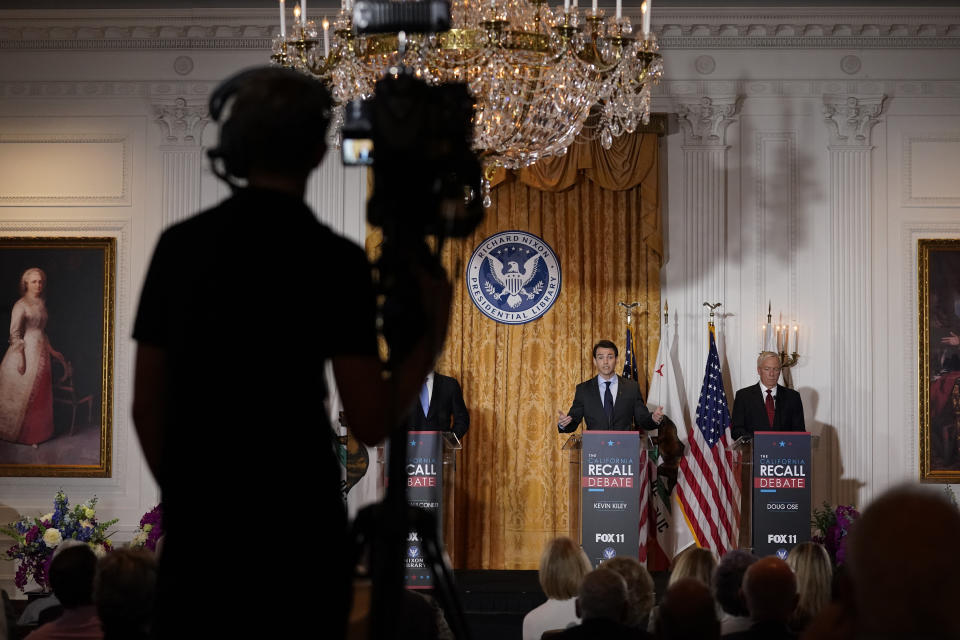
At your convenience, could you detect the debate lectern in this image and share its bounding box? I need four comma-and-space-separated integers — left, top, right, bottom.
562, 430, 644, 567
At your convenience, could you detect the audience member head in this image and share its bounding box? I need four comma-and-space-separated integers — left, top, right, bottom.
846, 485, 960, 636
786, 541, 832, 627
667, 546, 717, 588
713, 549, 758, 618
538, 537, 592, 600
741, 556, 797, 624
656, 577, 720, 640
48, 544, 97, 609
575, 568, 628, 623
95, 549, 157, 640
601, 556, 655, 629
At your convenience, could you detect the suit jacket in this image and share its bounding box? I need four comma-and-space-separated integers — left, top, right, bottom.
406, 373, 470, 440
559, 375, 656, 433
724, 620, 798, 640
731, 383, 805, 440
550, 617, 650, 640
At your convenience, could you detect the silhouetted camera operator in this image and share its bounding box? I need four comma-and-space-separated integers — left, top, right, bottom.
132, 67, 449, 639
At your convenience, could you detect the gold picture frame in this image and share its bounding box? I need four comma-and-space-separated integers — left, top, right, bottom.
918, 238, 960, 482
0, 237, 114, 477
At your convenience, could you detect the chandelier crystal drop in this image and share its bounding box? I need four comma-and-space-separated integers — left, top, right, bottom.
271, 0, 663, 171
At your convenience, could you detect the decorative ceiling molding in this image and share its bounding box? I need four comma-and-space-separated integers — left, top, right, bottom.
4, 78, 960, 102
0, 81, 214, 98
0, 7, 958, 51
653, 79, 960, 99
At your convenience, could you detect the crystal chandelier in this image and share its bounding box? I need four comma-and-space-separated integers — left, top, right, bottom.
271, 0, 663, 177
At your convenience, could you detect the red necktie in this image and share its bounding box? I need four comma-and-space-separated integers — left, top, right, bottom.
765, 389, 775, 427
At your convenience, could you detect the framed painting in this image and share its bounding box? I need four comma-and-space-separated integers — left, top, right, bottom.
919, 238, 960, 482
0, 237, 114, 477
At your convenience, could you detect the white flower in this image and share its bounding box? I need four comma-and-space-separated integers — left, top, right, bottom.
90, 543, 106, 558
83, 506, 95, 519
40, 513, 53, 523
43, 528, 62, 547
79, 520, 93, 529
143, 524, 153, 533
130, 532, 148, 548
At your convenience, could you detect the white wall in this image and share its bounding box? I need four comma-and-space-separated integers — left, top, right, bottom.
0, 7, 958, 589
654, 8, 960, 510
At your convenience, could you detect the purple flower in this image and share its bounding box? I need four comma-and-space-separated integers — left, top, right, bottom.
25, 526, 39, 544
14, 563, 28, 590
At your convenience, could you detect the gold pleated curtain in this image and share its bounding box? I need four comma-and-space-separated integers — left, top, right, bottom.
435, 132, 663, 569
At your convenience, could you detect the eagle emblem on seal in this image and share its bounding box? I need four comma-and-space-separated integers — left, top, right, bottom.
466, 230, 561, 325
485, 253, 543, 309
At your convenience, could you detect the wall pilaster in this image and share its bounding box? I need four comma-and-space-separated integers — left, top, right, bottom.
823, 94, 886, 506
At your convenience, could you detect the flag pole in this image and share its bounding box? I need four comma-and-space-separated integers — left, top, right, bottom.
618, 301, 641, 383
702, 301, 722, 332
618, 301, 640, 325
659, 300, 668, 406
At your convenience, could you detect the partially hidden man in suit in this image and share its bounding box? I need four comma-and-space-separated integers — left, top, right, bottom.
731, 351, 805, 440
408, 371, 470, 440
558, 340, 664, 433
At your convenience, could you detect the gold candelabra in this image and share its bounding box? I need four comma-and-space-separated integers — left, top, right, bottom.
761, 300, 800, 370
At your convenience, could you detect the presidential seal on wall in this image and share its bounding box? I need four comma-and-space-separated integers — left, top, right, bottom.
466, 230, 561, 325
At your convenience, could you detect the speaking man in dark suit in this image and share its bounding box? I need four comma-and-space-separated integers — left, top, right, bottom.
731, 351, 805, 440
558, 340, 664, 432
408, 371, 470, 440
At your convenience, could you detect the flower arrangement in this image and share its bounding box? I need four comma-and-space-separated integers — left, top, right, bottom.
811, 502, 860, 566
1, 489, 118, 592
945, 486, 958, 511
129, 504, 163, 552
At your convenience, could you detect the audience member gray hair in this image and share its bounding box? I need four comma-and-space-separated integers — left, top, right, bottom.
601, 556, 655, 629
656, 577, 720, 640
713, 549, 758, 618
576, 568, 628, 622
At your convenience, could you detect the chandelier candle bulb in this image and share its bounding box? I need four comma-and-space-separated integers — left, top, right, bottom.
322, 17, 329, 57
279, 0, 286, 37
616, 0, 622, 18
642, 0, 651, 35
592, 0, 597, 11
293, 4, 300, 27
793, 325, 799, 353
301, 0, 307, 26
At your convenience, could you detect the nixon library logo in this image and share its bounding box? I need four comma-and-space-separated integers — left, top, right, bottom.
466, 231, 561, 325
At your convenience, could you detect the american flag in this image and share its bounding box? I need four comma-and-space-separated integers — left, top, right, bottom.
623, 326, 639, 381
676, 326, 741, 555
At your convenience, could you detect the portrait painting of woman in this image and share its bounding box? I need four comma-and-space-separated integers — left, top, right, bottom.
920, 239, 960, 480
0, 267, 67, 446
0, 237, 114, 477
